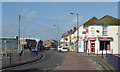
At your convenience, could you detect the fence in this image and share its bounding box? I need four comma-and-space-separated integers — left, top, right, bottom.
107, 54, 120, 72
2, 51, 41, 68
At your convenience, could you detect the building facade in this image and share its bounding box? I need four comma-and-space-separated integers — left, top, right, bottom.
84, 15, 120, 55
60, 15, 120, 55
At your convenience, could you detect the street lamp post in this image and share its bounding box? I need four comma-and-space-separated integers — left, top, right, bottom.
70, 13, 79, 53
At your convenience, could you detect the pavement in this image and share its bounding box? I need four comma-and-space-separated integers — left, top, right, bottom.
78, 52, 118, 71
2, 51, 43, 69
51, 51, 103, 70
48, 51, 117, 72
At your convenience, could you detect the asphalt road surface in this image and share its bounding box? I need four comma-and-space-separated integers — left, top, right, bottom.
2, 50, 64, 72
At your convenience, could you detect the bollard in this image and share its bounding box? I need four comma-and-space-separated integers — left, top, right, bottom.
111, 49, 113, 55
10, 54, 11, 65
102, 49, 103, 58
34, 51, 35, 57
106, 49, 107, 57
97, 49, 98, 56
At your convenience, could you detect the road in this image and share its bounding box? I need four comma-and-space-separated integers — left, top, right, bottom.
2, 50, 64, 72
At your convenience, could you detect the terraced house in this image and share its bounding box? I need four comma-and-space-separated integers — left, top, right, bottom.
60, 15, 120, 55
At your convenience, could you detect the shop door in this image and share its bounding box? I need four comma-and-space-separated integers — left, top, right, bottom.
84, 41, 88, 52
91, 41, 95, 53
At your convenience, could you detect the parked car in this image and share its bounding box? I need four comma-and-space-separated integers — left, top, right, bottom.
50, 46, 56, 51
57, 46, 68, 52
62, 47, 68, 52
45, 46, 50, 50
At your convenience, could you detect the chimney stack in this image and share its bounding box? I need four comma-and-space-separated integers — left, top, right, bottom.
73, 27, 77, 32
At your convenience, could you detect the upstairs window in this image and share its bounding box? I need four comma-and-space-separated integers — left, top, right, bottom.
65, 38, 68, 41
102, 27, 107, 35
82, 31, 86, 34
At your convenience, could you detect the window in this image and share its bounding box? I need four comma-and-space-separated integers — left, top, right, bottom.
100, 41, 110, 50
91, 27, 95, 29
63, 47, 67, 49
91, 30, 95, 32
82, 31, 86, 34
102, 27, 107, 35
91, 33, 94, 34
65, 38, 68, 41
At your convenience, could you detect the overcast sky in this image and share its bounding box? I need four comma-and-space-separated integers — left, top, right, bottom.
2, 2, 118, 41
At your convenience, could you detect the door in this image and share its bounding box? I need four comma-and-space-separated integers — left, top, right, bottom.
91, 41, 95, 53
84, 41, 88, 52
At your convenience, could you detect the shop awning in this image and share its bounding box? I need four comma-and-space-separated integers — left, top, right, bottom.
98, 37, 113, 41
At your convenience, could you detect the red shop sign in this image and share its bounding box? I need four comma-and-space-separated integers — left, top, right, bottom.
88, 37, 96, 40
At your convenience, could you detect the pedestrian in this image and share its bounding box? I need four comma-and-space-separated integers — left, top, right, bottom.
19, 50, 23, 56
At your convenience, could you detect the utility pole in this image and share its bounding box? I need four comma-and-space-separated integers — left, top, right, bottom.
18, 15, 20, 53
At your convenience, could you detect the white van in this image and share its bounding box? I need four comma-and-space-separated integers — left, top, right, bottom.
57, 46, 68, 52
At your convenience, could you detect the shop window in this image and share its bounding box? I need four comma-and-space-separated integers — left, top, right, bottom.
102, 27, 107, 35
100, 41, 110, 50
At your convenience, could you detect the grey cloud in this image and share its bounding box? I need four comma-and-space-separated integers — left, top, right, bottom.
20, 9, 37, 23
65, 16, 85, 27
2, 21, 17, 26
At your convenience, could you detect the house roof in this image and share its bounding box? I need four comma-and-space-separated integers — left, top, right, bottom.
83, 16, 98, 27
91, 15, 120, 25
